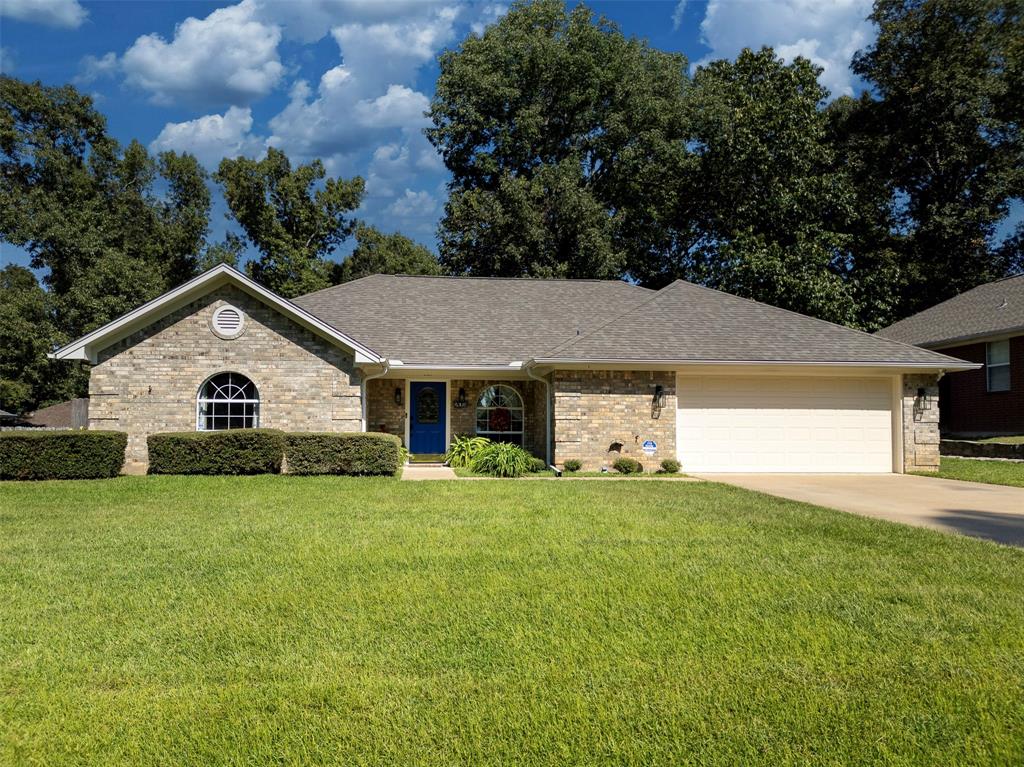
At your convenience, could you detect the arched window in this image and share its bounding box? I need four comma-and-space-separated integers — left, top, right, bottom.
196, 372, 260, 431
476, 385, 524, 445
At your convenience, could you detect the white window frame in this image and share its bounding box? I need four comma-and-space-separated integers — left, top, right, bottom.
475, 384, 525, 445
196, 372, 261, 431
986, 340, 1011, 392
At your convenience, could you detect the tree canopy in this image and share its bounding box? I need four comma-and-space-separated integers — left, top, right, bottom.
338, 225, 442, 283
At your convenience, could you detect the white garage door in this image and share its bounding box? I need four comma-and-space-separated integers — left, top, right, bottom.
677, 375, 895, 473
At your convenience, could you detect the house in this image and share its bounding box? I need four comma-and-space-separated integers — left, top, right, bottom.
877, 273, 1023, 437
51, 264, 976, 474
26, 398, 89, 429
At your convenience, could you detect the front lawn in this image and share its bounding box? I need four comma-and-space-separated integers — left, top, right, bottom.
976, 435, 1024, 444
930, 456, 1024, 488
1, 477, 1022, 765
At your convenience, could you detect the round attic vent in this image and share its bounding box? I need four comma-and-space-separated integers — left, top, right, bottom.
211, 305, 245, 338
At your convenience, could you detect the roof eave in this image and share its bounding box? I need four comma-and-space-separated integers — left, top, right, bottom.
529, 357, 981, 372
914, 324, 1024, 350
48, 264, 383, 365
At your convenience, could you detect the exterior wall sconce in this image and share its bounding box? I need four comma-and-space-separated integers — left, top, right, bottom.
453, 387, 468, 408
394, 386, 403, 406
653, 384, 666, 409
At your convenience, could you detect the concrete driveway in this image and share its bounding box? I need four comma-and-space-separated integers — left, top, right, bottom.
699, 473, 1024, 547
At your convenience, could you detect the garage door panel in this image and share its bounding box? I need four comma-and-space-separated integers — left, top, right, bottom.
677, 375, 894, 473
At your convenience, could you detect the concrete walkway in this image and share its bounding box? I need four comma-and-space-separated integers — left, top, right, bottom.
400, 464, 457, 480
700, 473, 1024, 547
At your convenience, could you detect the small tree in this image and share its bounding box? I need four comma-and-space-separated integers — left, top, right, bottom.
338, 225, 442, 283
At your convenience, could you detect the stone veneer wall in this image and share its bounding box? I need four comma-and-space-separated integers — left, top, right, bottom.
89, 285, 361, 467
902, 373, 940, 472
365, 377, 548, 458
552, 370, 676, 469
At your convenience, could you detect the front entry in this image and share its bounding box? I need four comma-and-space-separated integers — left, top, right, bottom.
409, 381, 447, 454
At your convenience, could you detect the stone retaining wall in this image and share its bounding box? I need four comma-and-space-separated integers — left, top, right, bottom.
941, 439, 1024, 460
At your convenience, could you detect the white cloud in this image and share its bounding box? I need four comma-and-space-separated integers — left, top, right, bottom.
471, 3, 507, 36
696, 0, 874, 97
74, 52, 118, 85
386, 188, 439, 219
0, 0, 86, 28
0, 46, 13, 74
253, 0, 450, 43
671, 1, 687, 32
149, 106, 266, 168
122, 0, 284, 106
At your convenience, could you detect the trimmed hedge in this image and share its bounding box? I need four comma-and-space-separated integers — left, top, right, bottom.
148, 429, 285, 475
284, 432, 401, 476
0, 430, 126, 480
612, 456, 644, 474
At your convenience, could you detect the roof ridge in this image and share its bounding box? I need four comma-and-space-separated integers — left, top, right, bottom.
541, 280, 682, 358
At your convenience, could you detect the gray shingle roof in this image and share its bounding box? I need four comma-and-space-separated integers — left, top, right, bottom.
294, 274, 970, 368
876, 273, 1024, 348
293, 274, 654, 365
535, 280, 967, 366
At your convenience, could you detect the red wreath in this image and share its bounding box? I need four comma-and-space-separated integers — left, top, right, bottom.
488, 407, 512, 432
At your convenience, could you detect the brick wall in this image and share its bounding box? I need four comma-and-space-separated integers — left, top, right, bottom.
902, 373, 940, 472
366, 378, 406, 439
552, 370, 675, 470
89, 285, 361, 467
936, 335, 1024, 435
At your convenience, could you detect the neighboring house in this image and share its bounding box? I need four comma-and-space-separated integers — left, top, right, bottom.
27, 398, 89, 429
877, 274, 1024, 437
0, 409, 23, 425
51, 264, 976, 474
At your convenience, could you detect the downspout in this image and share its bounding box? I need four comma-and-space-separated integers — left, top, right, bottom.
359, 359, 390, 432
525, 362, 552, 466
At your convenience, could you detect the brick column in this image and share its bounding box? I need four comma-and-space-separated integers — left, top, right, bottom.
902, 374, 940, 472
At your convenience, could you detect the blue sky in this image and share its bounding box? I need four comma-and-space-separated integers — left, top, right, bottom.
0, 0, 886, 271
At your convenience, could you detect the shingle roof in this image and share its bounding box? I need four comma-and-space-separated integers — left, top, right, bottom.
293, 274, 654, 365
876, 273, 1024, 348
294, 274, 970, 369
534, 280, 967, 367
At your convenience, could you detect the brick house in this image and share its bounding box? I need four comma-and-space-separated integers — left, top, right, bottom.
878, 274, 1023, 438
52, 264, 976, 473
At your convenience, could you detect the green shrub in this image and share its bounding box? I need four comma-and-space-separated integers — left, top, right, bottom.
562, 458, 582, 473
470, 442, 535, 478
0, 430, 126, 480
528, 456, 547, 473
285, 432, 401, 476
445, 435, 490, 467
660, 458, 681, 474
148, 429, 284, 475
612, 456, 643, 474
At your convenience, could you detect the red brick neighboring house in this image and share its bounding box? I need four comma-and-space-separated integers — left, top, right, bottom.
878, 274, 1024, 437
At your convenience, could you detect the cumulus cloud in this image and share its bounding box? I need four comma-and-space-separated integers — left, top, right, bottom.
74, 52, 118, 85
471, 3, 507, 36
122, 0, 284, 106
386, 189, 440, 219
695, 0, 874, 97
149, 106, 266, 168
0, 0, 86, 28
671, 1, 687, 32
252, 0, 450, 43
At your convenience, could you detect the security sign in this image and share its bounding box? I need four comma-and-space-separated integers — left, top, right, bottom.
641, 440, 657, 455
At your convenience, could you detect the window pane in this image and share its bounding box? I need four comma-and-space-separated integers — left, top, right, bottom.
197, 373, 259, 431
987, 340, 1010, 366
988, 364, 1011, 392
417, 388, 439, 424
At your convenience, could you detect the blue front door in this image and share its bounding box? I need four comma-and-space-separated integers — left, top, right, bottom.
409, 381, 446, 454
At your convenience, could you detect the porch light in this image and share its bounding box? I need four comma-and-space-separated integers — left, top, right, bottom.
653, 384, 666, 408
394, 387, 403, 406
454, 387, 468, 408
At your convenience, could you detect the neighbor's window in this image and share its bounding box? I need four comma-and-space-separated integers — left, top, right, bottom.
476, 384, 524, 446
197, 372, 260, 430
987, 340, 1011, 392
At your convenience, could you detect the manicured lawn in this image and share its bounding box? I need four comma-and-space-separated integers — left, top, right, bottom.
976, 435, 1024, 444
2, 477, 1022, 765
930, 456, 1024, 488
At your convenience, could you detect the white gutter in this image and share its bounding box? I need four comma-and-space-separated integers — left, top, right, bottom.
360, 360, 390, 432
528, 357, 980, 371
525, 362, 552, 466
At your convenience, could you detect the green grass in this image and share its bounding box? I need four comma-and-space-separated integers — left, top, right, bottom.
2, 476, 1023, 765
927, 456, 1024, 487
452, 467, 690, 479
975, 435, 1024, 444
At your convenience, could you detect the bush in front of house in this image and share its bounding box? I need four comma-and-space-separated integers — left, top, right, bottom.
612, 457, 643, 474
562, 459, 582, 473
528, 456, 547, 473
444, 435, 490, 467
148, 429, 285, 475
285, 432, 401, 476
470, 442, 535, 478
660, 458, 681, 474
0, 430, 127, 480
